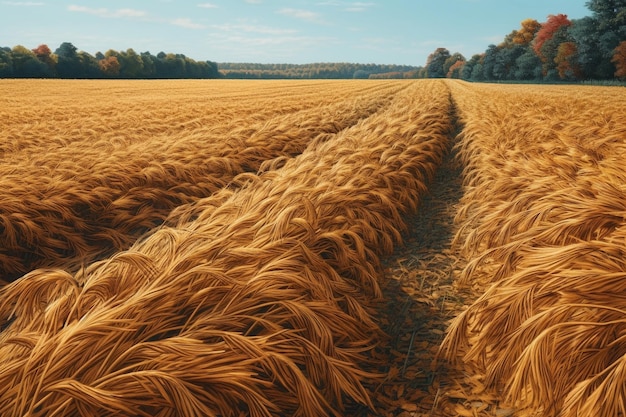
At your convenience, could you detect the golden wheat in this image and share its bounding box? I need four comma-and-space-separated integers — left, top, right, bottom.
441, 80, 626, 417
0, 80, 452, 416
0, 80, 406, 282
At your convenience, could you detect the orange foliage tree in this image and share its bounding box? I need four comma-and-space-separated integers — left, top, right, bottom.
447, 60, 465, 78
513, 18, 541, 45
98, 55, 120, 77
555, 41, 581, 79
32, 44, 56, 72
612, 40, 626, 80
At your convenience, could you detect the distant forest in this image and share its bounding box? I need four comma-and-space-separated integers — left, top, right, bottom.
217, 62, 418, 79
421, 0, 626, 82
0, 43, 220, 79
1, 0, 624, 81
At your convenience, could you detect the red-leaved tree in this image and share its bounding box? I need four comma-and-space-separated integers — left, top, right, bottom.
32, 44, 56, 72
533, 14, 571, 61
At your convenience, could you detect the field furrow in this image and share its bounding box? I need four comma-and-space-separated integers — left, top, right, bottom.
0, 80, 453, 416
3, 78, 626, 417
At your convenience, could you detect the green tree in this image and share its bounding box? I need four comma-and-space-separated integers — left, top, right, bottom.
481, 44, 499, 79
78, 51, 100, 78
585, 0, 626, 34
11, 45, 49, 77
0, 47, 14, 77
140, 52, 157, 78
32, 44, 56, 76
118, 48, 144, 78
461, 54, 481, 80
55, 42, 80, 78
425, 47, 451, 78
514, 49, 542, 80
569, 17, 611, 78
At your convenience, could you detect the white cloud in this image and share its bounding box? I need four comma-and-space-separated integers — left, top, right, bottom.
171, 18, 205, 29
245, 0, 262, 3
211, 22, 296, 35
344, 2, 375, 12
2, 1, 44, 5
115, 8, 147, 18
197, 2, 217, 8
277, 8, 322, 23
67, 5, 147, 18
316, 1, 375, 12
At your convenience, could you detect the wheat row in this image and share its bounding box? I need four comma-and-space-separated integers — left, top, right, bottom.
0, 80, 406, 283
440, 81, 626, 417
0, 80, 452, 416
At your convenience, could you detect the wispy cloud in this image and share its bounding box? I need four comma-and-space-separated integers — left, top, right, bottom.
278, 8, 324, 23
2, 1, 44, 5
211, 22, 296, 35
171, 17, 205, 29
245, 0, 262, 4
197, 2, 217, 8
344, 2, 375, 12
208, 31, 336, 61
67, 5, 147, 18
316, 1, 375, 12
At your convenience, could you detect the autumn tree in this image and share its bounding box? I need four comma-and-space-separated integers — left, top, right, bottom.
99, 55, 120, 77
447, 60, 465, 78
533, 14, 572, 59
11, 45, 49, 77
612, 40, 626, 79
32, 44, 56, 75
533, 14, 572, 78
555, 41, 582, 79
513, 18, 542, 45
443, 52, 465, 77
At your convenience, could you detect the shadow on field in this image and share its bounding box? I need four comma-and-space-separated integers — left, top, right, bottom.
350, 110, 471, 416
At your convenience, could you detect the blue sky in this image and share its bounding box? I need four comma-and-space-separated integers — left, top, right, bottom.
1, 1, 591, 66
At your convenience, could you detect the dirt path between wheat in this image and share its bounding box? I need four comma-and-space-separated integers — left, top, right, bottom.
347, 107, 485, 416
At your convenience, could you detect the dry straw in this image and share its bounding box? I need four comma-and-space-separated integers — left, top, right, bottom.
0, 80, 452, 416
441, 80, 626, 417
0, 80, 402, 283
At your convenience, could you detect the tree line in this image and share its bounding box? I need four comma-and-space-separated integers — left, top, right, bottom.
0, 42, 220, 79
218, 62, 419, 79
419, 0, 626, 82
1, 0, 623, 82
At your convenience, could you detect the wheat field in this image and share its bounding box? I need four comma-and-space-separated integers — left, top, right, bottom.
1, 79, 625, 416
